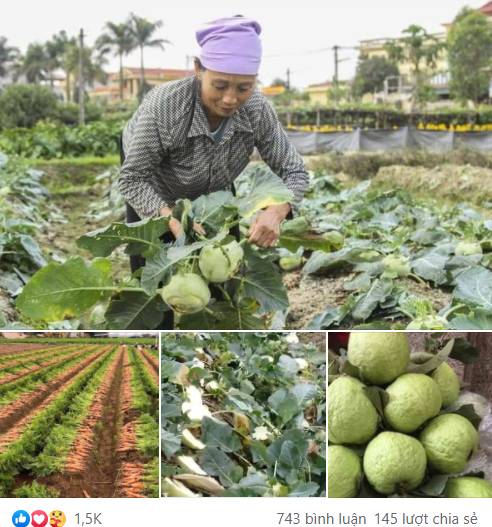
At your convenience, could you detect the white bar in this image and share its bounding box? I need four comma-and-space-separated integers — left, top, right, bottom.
1, 498, 490, 527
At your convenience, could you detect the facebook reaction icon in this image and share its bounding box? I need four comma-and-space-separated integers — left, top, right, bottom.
12, 510, 30, 527
49, 511, 66, 527
30, 511, 49, 527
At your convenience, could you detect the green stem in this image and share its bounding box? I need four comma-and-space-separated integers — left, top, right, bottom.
32, 286, 147, 300
440, 303, 466, 320
408, 273, 427, 286
216, 284, 233, 304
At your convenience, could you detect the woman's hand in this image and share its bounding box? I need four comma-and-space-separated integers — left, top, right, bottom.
159, 206, 206, 239
248, 203, 291, 248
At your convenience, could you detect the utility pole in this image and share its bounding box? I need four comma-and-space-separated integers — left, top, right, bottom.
286, 68, 291, 90
333, 45, 339, 86
78, 28, 85, 126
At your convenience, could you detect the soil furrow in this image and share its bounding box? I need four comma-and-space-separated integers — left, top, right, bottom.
0, 343, 61, 354
139, 351, 159, 386
115, 349, 145, 498
139, 346, 159, 375
63, 350, 123, 475
0, 345, 88, 373
0, 347, 111, 434
54, 348, 125, 497
0, 348, 95, 386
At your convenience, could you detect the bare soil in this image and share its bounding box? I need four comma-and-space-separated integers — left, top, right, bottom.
54, 349, 125, 497
139, 349, 159, 384
285, 270, 353, 329
0, 347, 109, 436
0, 343, 57, 354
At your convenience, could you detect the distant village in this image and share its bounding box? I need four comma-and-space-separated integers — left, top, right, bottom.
1, 2, 492, 112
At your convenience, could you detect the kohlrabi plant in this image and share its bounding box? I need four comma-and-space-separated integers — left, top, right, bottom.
15, 170, 315, 330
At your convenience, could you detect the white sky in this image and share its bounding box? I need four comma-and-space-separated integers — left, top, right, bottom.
2, 0, 486, 88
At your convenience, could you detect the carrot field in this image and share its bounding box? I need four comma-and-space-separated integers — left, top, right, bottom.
0, 340, 159, 498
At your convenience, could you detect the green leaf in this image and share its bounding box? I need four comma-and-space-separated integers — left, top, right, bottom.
16, 256, 113, 321
104, 291, 166, 329
167, 230, 228, 261
192, 191, 237, 232
201, 416, 241, 453
449, 312, 492, 329
417, 475, 448, 497
407, 339, 454, 374
288, 482, 320, 497
240, 247, 289, 313
141, 230, 228, 294
450, 404, 482, 428
178, 300, 266, 330
448, 338, 480, 364
18, 234, 46, 267
363, 386, 388, 419
290, 383, 317, 407
140, 248, 175, 294
351, 279, 394, 321
232, 473, 269, 495
224, 388, 258, 413
268, 389, 300, 423
279, 217, 338, 252
236, 172, 293, 218
77, 217, 169, 258
453, 267, 492, 311
278, 355, 299, 377
200, 447, 242, 487
161, 430, 181, 459
412, 249, 449, 284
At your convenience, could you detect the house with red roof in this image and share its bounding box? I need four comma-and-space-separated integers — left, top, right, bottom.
89, 66, 193, 102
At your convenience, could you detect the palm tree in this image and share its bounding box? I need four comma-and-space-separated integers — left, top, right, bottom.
22, 43, 48, 84
45, 31, 75, 89
0, 36, 20, 78
96, 22, 135, 100
63, 43, 108, 102
129, 13, 170, 100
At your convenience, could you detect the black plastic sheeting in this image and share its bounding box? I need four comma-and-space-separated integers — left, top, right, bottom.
286, 126, 492, 153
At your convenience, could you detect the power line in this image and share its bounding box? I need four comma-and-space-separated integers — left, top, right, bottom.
263, 44, 359, 59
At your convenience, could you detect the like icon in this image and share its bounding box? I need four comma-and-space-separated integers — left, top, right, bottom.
31, 511, 48, 527
12, 510, 30, 527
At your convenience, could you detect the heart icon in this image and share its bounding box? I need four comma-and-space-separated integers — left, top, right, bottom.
31, 511, 48, 527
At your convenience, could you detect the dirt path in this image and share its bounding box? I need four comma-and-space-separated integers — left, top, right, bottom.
38, 167, 128, 280
51, 349, 125, 497
0, 347, 109, 434
0, 348, 110, 453
139, 350, 159, 384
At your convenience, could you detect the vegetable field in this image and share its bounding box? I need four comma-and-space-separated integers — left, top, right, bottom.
161, 332, 326, 497
0, 340, 159, 498
3, 143, 492, 329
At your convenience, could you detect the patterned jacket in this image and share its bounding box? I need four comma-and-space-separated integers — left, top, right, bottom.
120, 76, 309, 218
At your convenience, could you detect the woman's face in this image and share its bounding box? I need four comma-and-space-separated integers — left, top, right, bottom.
196, 64, 256, 120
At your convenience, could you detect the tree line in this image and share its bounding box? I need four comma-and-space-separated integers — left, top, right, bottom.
0, 13, 169, 102
352, 8, 492, 105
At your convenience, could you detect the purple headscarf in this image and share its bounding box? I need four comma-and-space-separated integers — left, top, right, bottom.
196, 16, 262, 75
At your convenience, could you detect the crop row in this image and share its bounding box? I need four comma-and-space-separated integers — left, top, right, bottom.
28, 349, 119, 477
0, 346, 102, 405
0, 344, 98, 382
0, 347, 114, 496
0, 347, 110, 428
117, 347, 159, 498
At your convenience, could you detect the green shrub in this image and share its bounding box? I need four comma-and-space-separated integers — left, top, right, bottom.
54, 102, 102, 125
0, 85, 60, 129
